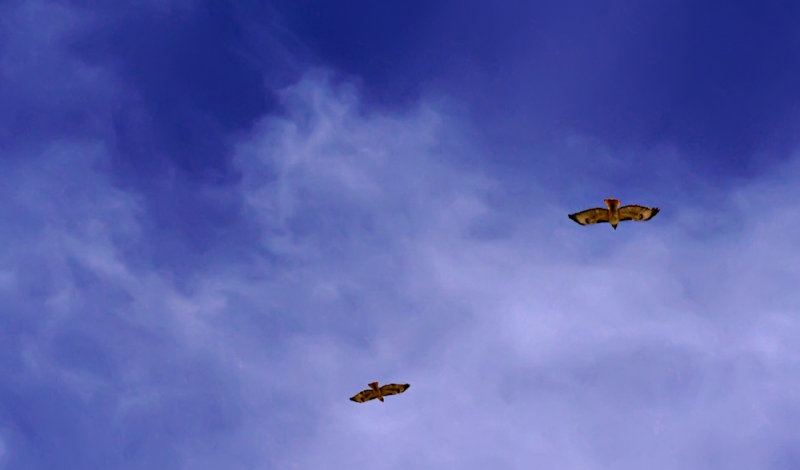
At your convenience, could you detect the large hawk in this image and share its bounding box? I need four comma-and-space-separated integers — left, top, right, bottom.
349, 382, 410, 403
569, 198, 660, 230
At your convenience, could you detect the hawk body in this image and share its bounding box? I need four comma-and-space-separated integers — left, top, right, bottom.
349, 382, 410, 403
569, 198, 659, 229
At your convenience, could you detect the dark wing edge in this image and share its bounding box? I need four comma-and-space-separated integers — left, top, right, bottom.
350, 389, 379, 403
619, 205, 660, 221
379, 383, 410, 396
568, 208, 610, 225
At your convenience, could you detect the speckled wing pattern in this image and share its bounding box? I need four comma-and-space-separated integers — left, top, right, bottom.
568, 208, 610, 225
379, 383, 410, 396
349, 389, 381, 403
618, 205, 660, 222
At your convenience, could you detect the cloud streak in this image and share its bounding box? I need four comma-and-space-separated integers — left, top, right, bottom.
233, 72, 800, 468
2, 2, 800, 468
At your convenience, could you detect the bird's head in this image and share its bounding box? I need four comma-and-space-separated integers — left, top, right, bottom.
604, 198, 620, 210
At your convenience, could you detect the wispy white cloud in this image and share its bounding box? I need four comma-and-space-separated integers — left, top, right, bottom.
230, 74, 800, 469
2, 22, 800, 465
0, 1, 119, 147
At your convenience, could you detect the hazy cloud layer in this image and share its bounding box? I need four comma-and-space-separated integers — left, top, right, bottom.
2, 1, 800, 469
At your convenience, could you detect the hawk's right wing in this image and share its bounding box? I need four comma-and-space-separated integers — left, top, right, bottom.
568, 208, 610, 225
379, 383, 410, 396
350, 389, 381, 403
619, 205, 660, 222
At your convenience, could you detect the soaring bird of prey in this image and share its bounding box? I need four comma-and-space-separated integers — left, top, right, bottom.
349, 382, 410, 403
569, 198, 660, 230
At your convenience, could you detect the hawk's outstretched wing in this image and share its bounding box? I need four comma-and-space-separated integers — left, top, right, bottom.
568, 208, 610, 225
379, 383, 410, 396
619, 205, 660, 222
350, 389, 381, 403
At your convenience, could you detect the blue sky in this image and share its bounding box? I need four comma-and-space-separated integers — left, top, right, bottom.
2, 1, 800, 468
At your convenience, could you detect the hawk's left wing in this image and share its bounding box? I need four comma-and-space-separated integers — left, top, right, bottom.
350, 389, 381, 403
619, 205, 660, 222
568, 208, 610, 225
379, 383, 410, 396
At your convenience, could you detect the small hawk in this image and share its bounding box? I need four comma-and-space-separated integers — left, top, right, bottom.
569, 198, 660, 230
349, 382, 410, 403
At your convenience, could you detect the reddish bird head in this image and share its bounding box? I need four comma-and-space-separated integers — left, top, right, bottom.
604, 198, 620, 210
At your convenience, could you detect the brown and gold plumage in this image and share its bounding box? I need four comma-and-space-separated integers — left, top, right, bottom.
569, 198, 659, 230
349, 382, 410, 403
